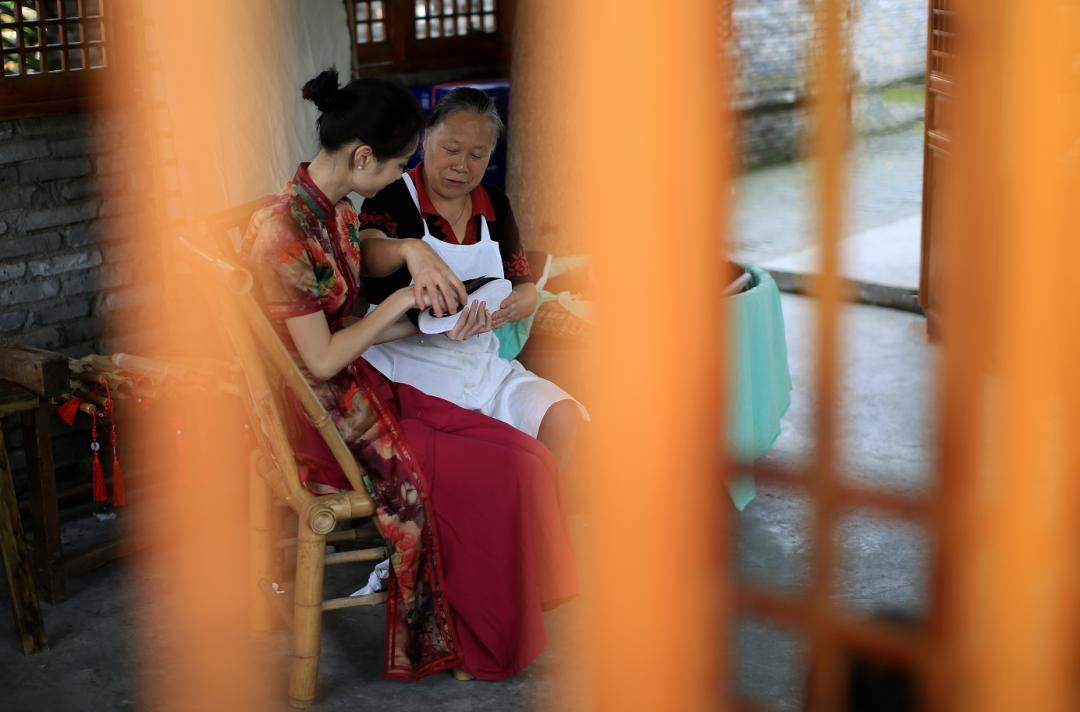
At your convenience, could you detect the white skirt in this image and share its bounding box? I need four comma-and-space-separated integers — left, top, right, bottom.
363, 329, 588, 438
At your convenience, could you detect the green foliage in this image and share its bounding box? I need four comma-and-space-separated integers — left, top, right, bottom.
881, 82, 925, 106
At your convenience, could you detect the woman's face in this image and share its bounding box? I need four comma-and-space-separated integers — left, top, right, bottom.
352, 138, 417, 199
421, 110, 495, 201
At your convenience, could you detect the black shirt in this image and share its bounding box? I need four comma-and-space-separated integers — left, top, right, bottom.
357, 164, 531, 305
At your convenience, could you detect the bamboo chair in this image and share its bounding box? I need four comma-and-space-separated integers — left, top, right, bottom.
178, 227, 387, 710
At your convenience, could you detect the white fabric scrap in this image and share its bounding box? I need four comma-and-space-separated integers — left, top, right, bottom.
349, 558, 389, 597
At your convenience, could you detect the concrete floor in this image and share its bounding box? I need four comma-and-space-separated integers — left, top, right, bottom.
0, 291, 935, 712
732, 122, 925, 266
734, 294, 934, 712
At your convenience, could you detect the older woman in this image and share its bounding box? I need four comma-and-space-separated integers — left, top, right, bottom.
242, 70, 576, 682
358, 88, 587, 468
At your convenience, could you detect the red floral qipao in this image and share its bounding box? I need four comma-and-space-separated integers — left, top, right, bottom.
242, 165, 457, 677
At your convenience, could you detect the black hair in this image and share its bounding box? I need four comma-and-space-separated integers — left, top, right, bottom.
427, 87, 504, 149
302, 68, 424, 160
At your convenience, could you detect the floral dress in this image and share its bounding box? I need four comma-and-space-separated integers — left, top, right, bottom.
241, 164, 577, 680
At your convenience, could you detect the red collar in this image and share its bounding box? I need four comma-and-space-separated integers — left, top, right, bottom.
293, 163, 337, 224
409, 164, 496, 222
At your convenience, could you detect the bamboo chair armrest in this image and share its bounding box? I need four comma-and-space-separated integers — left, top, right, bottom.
252, 450, 314, 514
252, 450, 376, 535
303, 491, 378, 535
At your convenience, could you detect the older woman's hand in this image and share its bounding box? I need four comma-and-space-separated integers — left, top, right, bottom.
401, 239, 467, 317
490, 291, 521, 329
447, 301, 493, 341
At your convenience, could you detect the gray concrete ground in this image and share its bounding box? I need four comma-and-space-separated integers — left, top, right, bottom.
0, 515, 577, 712
733, 121, 925, 313
733, 121, 925, 266
734, 294, 934, 712
731, 115, 932, 709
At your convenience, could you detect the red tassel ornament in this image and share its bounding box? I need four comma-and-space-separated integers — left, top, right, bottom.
56, 398, 84, 426
103, 381, 126, 506
91, 412, 109, 502
111, 451, 126, 506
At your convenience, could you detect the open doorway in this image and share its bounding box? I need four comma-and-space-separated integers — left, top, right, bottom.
731, 0, 930, 316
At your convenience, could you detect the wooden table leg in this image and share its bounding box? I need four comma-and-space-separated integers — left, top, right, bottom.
0, 427, 48, 654
22, 406, 66, 603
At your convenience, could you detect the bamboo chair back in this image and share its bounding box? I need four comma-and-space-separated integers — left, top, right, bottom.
178, 234, 372, 511
180, 206, 387, 709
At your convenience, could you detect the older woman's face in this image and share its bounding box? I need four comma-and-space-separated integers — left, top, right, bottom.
422, 110, 495, 201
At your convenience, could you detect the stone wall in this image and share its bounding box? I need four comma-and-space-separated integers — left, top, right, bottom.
852, 0, 931, 88
735, 0, 928, 167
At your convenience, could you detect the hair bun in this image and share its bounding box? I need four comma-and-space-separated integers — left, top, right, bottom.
302, 68, 342, 112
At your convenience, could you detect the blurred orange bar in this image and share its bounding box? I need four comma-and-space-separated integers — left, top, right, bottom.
106, 2, 279, 710
804, 0, 849, 709
527, 1, 732, 710
934, 1, 1080, 711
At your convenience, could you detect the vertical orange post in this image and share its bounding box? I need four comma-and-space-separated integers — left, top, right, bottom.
528, 1, 732, 710
932, 1, 1080, 710
106, 2, 282, 710
804, 0, 849, 709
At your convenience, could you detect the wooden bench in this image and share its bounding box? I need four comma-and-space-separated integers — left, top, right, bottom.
0, 346, 69, 654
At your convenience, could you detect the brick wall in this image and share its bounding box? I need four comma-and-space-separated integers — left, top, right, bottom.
0, 110, 146, 490
0, 111, 142, 356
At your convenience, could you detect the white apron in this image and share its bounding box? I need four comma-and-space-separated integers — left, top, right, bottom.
363, 174, 587, 437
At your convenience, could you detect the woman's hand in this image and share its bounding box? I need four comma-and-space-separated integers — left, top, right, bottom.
490, 291, 521, 329
491, 283, 537, 329
447, 301, 493, 341
401, 239, 467, 317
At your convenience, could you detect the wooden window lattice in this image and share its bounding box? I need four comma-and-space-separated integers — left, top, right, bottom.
2, 0, 108, 78
353, 0, 387, 45
1, 0, 112, 118
930, 0, 954, 78
413, 0, 498, 41
348, 0, 512, 76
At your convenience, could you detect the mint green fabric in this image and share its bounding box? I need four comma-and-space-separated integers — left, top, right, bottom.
494, 293, 546, 360
494, 314, 536, 361
726, 265, 792, 510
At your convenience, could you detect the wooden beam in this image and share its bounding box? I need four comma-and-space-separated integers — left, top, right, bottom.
0, 347, 69, 399
0, 427, 48, 655
22, 406, 66, 604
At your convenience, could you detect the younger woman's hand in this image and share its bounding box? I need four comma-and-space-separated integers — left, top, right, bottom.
447, 301, 493, 341
401, 240, 467, 317
391, 286, 428, 316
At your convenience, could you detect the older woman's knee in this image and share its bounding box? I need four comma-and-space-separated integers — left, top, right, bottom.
538, 400, 582, 468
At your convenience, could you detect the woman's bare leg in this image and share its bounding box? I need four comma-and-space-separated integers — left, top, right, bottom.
537, 399, 582, 470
